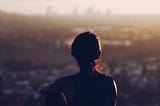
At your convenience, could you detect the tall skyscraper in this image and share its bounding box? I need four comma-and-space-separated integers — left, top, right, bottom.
85, 7, 94, 16
106, 8, 112, 16
72, 8, 78, 15
46, 6, 52, 16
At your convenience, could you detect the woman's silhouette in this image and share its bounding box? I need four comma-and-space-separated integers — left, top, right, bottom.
40, 31, 117, 106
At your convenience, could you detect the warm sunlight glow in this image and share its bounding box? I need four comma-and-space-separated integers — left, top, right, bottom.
125, 40, 131, 46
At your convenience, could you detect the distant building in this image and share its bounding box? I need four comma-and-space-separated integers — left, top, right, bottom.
46, 6, 53, 16
106, 8, 112, 16
72, 8, 78, 15
96, 10, 101, 15
85, 7, 95, 16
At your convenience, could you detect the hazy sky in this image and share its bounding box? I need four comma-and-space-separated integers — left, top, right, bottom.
0, 0, 160, 15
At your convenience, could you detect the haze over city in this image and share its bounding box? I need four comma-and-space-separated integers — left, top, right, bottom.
0, 0, 160, 15
1, 0, 160, 106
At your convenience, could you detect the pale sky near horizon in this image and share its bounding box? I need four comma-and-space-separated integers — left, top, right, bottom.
0, 0, 160, 15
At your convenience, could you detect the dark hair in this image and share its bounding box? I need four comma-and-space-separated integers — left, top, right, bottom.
71, 31, 103, 72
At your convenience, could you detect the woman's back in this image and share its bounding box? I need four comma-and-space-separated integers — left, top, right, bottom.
41, 71, 116, 106
68, 71, 116, 106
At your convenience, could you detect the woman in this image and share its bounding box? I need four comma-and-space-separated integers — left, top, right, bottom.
40, 31, 117, 106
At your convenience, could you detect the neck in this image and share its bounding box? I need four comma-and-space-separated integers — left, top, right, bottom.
79, 65, 96, 74
77, 59, 96, 73
79, 68, 101, 78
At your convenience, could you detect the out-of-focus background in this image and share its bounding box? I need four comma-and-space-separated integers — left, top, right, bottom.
0, 0, 160, 106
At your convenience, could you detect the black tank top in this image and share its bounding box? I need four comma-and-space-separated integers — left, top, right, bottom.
68, 73, 116, 106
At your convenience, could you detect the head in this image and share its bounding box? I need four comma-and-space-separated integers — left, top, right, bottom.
71, 31, 102, 72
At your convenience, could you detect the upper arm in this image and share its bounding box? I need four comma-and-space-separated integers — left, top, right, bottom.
104, 78, 117, 106
40, 78, 62, 95
113, 80, 117, 106
113, 80, 118, 98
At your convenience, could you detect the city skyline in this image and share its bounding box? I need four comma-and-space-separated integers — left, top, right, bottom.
0, 0, 160, 15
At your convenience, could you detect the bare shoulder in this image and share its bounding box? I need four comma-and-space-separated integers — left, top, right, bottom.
39, 75, 73, 95
104, 75, 118, 97
57, 75, 73, 82
55, 75, 73, 86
